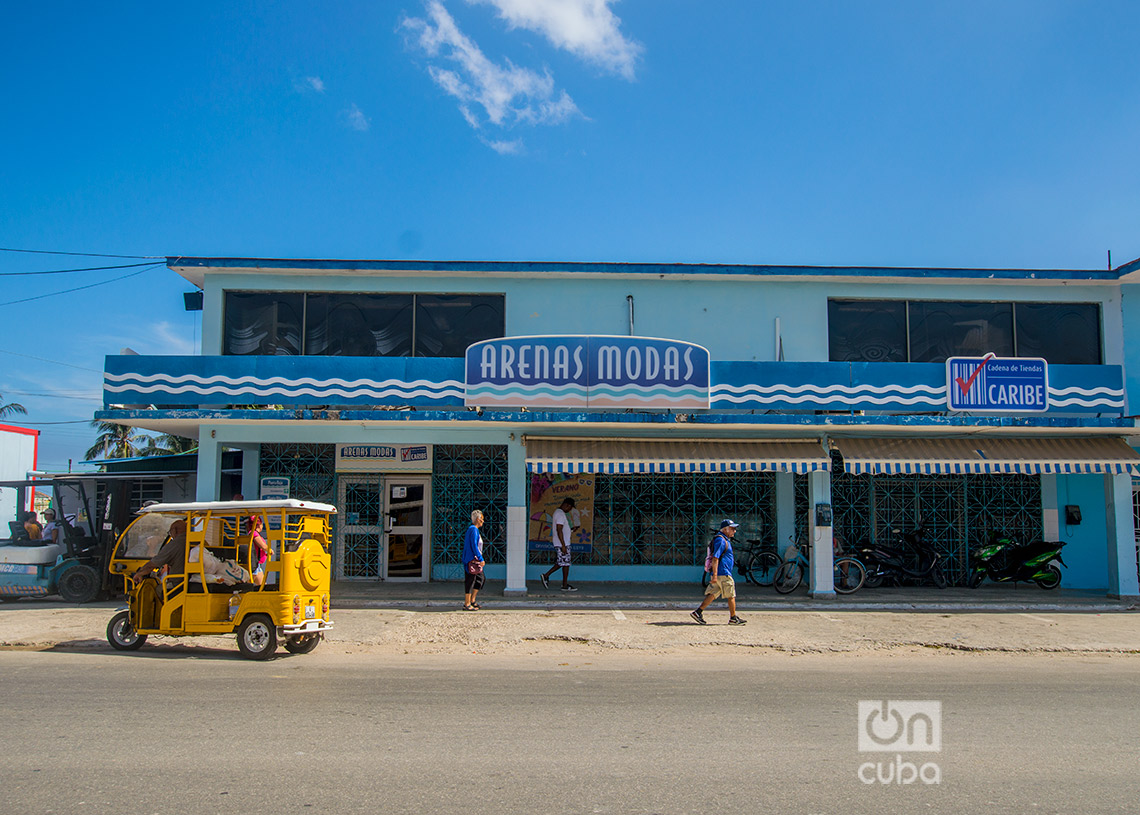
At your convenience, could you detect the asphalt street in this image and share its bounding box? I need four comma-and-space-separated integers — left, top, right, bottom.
2, 648, 1138, 815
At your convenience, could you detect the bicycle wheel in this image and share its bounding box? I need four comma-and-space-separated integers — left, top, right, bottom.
833, 557, 866, 594
747, 552, 782, 587
773, 561, 803, 594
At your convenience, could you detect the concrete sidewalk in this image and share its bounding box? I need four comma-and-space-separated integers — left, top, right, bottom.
330, 579, 1138, 612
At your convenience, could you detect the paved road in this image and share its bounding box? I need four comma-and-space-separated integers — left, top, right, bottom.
2, 649, 1138, 814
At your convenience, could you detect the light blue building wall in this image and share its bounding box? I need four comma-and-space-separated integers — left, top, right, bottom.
98, 258, 1140, 598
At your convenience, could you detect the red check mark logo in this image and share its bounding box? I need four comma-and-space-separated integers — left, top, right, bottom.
955, 353, 994, 395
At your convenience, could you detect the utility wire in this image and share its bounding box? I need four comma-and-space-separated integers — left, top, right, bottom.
0, 247, 160, 259
0, 348, 102, 373
0, 264, 162, 307
0, 261, 159, 276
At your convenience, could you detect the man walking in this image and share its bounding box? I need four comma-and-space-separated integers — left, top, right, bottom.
540, 497, 578, 591
691, 519, 746, 625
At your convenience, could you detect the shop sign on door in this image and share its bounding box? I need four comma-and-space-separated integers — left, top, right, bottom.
335, 444, 432, 472
947, 355, 1048, 412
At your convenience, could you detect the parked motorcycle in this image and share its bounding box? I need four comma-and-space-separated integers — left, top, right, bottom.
858, 523, 947, 589
969, 534, 1065, 589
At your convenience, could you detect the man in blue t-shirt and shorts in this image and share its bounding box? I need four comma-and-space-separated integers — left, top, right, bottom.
691, 519, 746, 625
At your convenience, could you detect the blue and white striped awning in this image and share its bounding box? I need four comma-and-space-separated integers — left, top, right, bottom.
834, 437, 1140, 476
524, 437, 830, 475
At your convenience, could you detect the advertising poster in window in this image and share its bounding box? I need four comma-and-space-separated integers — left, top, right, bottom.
528, 473, 594, 553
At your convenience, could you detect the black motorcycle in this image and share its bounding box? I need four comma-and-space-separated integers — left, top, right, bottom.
858, 523, 947, 589
969, 533, 1066, 589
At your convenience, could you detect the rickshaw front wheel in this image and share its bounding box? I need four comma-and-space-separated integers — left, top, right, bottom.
237, 614, 278, 660
284, 633, 321, 654
107, 610, 147, 651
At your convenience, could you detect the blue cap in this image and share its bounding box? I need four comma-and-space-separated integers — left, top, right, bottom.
720, 519, 739, 529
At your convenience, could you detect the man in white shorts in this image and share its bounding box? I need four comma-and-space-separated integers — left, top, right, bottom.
540, 497, 578, 591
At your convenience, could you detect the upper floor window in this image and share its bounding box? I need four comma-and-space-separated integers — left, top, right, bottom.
223, 292, 505, 357
828, 299, 1102, 364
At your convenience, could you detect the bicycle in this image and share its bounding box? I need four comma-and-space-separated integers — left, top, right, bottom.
700, 536, 782, 587
773, 535, 866, 594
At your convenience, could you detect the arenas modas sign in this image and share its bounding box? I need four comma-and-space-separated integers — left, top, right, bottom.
947, 354, 1048, 413
465, 336, 711, 409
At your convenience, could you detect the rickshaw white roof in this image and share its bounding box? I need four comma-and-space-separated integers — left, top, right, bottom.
137, 499, 337, 515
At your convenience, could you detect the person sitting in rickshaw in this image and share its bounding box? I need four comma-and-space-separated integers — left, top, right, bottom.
132, 520, 188, 582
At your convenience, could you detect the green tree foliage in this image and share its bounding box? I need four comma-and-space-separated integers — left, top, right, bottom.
0, 392, 27, 419
85, 420, 151, 461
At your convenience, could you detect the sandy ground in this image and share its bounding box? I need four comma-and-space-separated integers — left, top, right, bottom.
2, 602, 1139, 658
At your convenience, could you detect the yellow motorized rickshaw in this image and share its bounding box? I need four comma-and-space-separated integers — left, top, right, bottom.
105, 499, 336, 660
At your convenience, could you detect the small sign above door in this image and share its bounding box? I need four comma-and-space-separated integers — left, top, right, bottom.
335, 444, 433, 473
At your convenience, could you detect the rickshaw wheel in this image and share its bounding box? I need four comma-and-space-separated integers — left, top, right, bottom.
107, 610, 147, 651
284, 633, 321, 654
237, 614, 278, 660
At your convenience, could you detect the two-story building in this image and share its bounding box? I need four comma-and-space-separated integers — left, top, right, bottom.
96, 256, 1140, 598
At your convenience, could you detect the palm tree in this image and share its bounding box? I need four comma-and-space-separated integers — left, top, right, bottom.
140, 433, 197, 456
0, 392, 27, 419
85, 420, 152, 461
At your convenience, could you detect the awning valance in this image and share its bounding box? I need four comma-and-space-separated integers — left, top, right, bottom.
524, 438, 830, 474
833, 437, 1140, 476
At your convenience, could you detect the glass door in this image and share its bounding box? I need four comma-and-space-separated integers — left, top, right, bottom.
384, 477, 430, 581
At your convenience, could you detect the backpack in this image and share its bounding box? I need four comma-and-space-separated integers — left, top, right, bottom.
704, 534, 725, 573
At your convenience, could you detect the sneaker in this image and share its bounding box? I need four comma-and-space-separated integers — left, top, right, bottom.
728, 615, 747, 626
540, 573, 549, 589
690, 609, 706, 625
560, 584, 578, 592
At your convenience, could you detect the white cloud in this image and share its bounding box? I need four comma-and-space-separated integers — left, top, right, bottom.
402, 0, 582, 137
294, 75, 327, 93
471, 0, 642, 79
149, 322, 197, 356
485, 138, 523, 154
343, 103, 371, 131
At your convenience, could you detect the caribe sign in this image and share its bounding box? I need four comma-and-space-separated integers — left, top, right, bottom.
465, 335, 711, 409
947, 354, 1048, 412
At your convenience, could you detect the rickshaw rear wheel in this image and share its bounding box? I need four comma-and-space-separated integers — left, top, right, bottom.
107, 610, 147, 651
237, 614, 278, 660
284, 633, 321, 654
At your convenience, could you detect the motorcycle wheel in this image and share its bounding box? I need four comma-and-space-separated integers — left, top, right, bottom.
968, 570, 985, 589
930, 564, 947, 589
1035, 564, 1062, 590
863, 569, 884, 589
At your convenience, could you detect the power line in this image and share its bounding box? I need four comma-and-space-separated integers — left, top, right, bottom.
2, 390, 103, 402
0, 264, 162, 307
0, 348, 103, 373
0, 261, 159, 277
0, 419, 92, 425
0, 247, 160, 259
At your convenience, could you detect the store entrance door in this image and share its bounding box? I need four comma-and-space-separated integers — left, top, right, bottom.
338, 475, 431, 581
384, 477, 430, 581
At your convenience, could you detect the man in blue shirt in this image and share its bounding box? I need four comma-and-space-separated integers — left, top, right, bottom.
691, 519, 746, 625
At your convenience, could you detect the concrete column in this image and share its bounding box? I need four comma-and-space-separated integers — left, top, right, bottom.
195, 431, 222, 502
504, 438, 527, 596
1104, 473, 1140, 599
1041, 474, 1060, 541
775, 472, 796, 559
808, 469, 834, 598
241, 444, 261, 498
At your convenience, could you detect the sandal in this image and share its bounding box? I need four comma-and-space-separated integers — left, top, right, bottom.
462, 604, 476, 611
471, 602, 481, 610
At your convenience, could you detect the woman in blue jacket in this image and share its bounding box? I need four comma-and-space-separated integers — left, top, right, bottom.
462, 509, 487, 610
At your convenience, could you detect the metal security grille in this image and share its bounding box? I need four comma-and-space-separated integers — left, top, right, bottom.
431, 445, 509, 579
339, 475, 382, 579
1132, 482, 1140, 581
580, 473, 778, 567
258, 443, 335, 503
830, 471, 1041, 585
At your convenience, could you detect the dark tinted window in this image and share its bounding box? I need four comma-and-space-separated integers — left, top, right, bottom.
1015, 303, 1101, 364
223, 292, 303, 355
224, 291, 503, 357
908, 301, 1013, 363
828, 300, 907, 362
414, 294, 505, 357
305, 294, 413, 356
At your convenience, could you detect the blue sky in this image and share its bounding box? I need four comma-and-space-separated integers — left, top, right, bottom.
2, 0, 1139, 471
